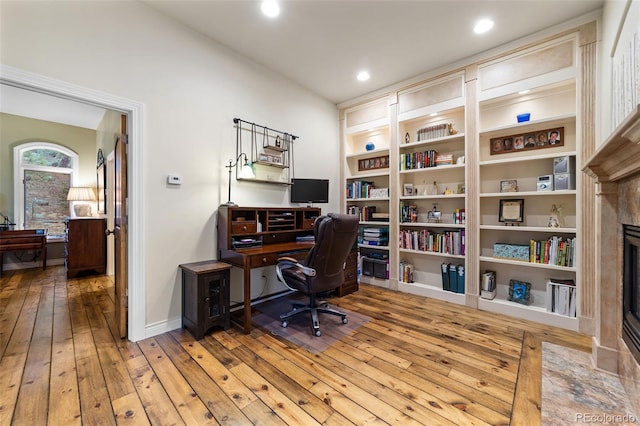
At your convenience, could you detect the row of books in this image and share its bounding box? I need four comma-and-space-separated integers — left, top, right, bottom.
398, 260, 414, 283
346, 181, 389, 199
360, 227, 389, 246
546, 278, 577, 317
453, 208, 466, 225
399, 151, 454, 170
416, 123, 452, 141
400, 203, 419, 223
529, 236, 577, 267
399, 229, 465, 255
441, 263, 465, 293
347, 205, 388, 222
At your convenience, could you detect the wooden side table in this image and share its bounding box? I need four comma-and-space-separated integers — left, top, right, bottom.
179, 260, 232, 339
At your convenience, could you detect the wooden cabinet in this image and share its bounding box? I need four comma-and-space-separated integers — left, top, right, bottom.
65, 218, 106, 278
335, 249, 358, 297
179, 260, 231, 340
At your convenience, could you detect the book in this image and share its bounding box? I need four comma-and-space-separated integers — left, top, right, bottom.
456, 265, 465, 294
448, 264, 457, 293
441, 263, 450, 291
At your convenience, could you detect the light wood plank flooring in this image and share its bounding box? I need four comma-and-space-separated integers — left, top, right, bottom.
0, 266, 591, 425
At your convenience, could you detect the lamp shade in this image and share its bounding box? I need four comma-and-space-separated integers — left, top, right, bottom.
239, 163, 255, 179
67, 187, 97, 201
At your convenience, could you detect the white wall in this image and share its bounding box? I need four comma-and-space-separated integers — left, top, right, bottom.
0, 1, 340, 330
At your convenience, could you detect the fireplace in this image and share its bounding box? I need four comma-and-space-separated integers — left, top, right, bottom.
623, 225, 640, 363
584, 105, 640, 413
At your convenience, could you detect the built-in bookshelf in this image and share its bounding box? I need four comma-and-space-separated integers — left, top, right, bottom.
476, 75, 579, 330
342, 98, 392, 288
340, 33, 585, 331
395, 75, 467, 304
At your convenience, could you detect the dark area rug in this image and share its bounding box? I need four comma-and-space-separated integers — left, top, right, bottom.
251, 295, 369, 353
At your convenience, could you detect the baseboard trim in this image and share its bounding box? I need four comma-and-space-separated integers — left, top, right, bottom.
145, 317, 183, 339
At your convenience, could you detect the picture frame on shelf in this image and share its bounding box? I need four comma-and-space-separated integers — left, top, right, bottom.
500, 179, 518, 193
508, 279, 531, 305
403, 183, 414, 196
490, 127, 564, 155
498, 198, 524, 224
358, 155, 389, 171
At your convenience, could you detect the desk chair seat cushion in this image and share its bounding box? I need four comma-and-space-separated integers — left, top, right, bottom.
275, 213, 359, 336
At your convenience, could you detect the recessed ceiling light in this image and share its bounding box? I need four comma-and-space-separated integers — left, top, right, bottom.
430, 112, 438, 117
357, 71, 370, 81
518, 90, 531, 95
261, 0, 280, 18
474, 18, 494, 34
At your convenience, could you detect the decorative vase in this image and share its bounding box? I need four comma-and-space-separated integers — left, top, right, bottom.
365, 142, 375, 151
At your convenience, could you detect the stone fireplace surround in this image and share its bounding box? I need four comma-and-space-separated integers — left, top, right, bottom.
584, 105, 640, 414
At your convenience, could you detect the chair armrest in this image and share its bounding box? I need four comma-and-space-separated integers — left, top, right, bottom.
275, 257, 316, 285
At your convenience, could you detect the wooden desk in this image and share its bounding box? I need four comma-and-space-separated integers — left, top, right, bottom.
0, 229, 47, 277
218, 206, 320, 333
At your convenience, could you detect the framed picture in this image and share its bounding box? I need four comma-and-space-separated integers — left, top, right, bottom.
500, 179, 517, 193
490, 127, 564, 155
499, 198, 524, 223
508, 279, 531, 305
403, 183, 414, 196
358, 155, 390, 171
96, 149, 106, 214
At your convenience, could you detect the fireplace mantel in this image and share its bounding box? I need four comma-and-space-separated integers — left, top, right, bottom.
584, 105, 640, 182
582, 103, 640, 414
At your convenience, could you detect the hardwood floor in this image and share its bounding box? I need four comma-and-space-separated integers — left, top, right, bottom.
0, 266, 591, 425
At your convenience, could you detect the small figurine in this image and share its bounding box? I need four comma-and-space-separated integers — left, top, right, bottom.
548, 204, 562, 228
405, 132, 410, 144
448, 123, 458, 135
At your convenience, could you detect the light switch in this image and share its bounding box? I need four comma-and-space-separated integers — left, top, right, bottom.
167, 174, 182, 185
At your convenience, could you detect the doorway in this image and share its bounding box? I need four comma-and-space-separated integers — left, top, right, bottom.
0, 64, 145, 341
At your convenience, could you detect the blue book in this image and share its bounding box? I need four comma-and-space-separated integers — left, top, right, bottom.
441, 263, 449, 291
456, 265, 465, 294
448, 264, 457, 292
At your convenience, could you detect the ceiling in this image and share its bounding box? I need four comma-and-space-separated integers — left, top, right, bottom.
1, 0, 604, 128
148, 0, 604, 104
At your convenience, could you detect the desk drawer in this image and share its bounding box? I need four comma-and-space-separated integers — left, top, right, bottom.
249, 250, 307, 268
232, 221, 257, 234
1, 237, 42, 245
250, 253, 280, 268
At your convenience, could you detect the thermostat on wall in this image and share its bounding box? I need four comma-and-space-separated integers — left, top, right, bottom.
167, 174, 182, 185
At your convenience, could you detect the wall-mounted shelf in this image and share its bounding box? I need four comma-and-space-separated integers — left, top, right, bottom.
233, 117, 297, 185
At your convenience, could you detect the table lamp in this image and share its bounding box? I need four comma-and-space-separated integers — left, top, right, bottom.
67, 187, 97, 217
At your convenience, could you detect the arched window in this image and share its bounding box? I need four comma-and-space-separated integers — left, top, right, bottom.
13, 142, 79, 236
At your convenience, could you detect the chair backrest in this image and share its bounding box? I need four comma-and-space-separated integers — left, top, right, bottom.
302, 213, 359, 293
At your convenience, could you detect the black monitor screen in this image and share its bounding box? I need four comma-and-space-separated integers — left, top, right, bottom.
290, 178, 329, 204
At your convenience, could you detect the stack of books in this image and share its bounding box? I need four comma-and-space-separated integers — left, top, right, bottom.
480, 270, 496, 299
361, 227, 389, 246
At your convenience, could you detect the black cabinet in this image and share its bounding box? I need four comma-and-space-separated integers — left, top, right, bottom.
179, 260, 232, 340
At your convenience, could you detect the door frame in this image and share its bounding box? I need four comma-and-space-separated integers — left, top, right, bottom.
1, 64, 146, 342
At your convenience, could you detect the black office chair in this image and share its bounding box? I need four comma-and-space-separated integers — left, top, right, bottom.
275, 213, 359, 337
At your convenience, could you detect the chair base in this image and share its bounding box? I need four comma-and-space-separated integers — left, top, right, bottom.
280, 300, 347, 337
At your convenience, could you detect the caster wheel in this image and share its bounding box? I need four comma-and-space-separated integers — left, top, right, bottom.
281, 321, 288, 328
315, 330, 322, 337
342, 317, 348, 324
